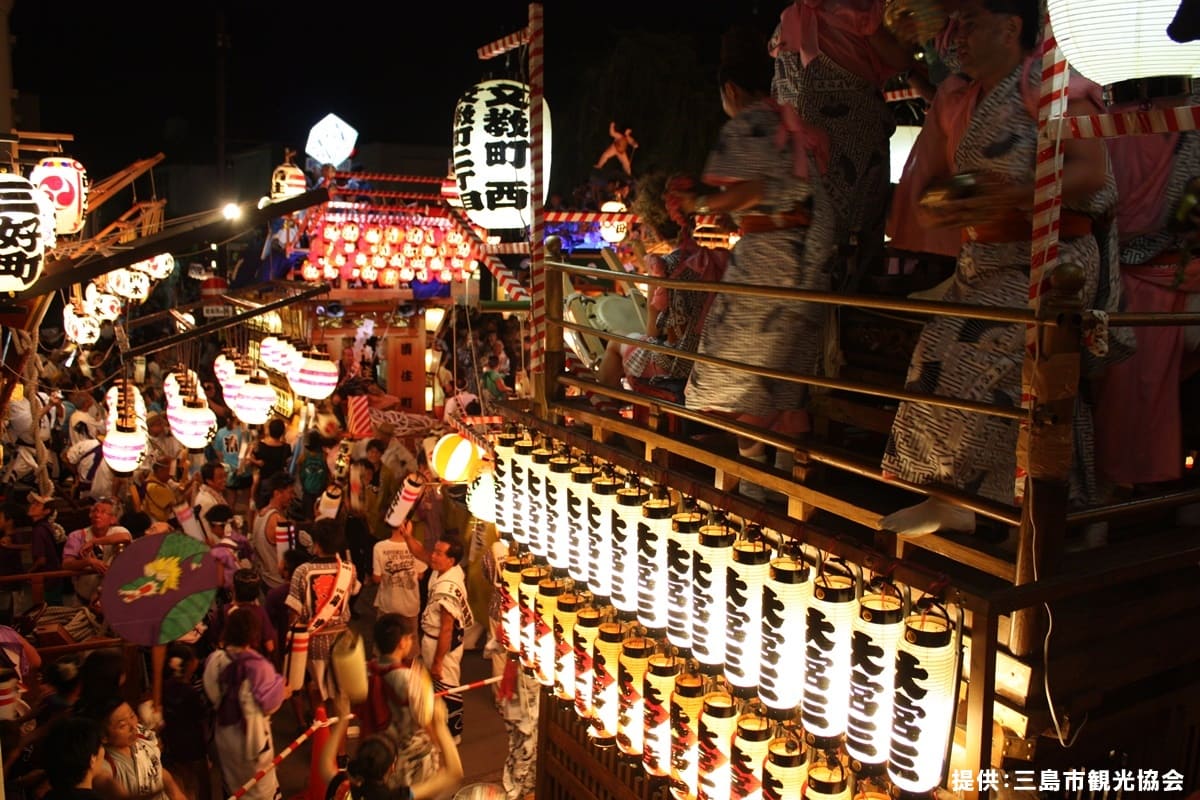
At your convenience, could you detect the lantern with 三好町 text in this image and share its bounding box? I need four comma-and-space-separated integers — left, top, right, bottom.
0, 174, 46, 293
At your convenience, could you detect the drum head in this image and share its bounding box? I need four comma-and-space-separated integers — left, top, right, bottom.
588, 293, 646, 336
564, 293, 605, 369
408, 659, 435, 727
453, 783, 507, 800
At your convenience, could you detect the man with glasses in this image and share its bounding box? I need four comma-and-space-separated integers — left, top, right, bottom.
62, 498, 131, 606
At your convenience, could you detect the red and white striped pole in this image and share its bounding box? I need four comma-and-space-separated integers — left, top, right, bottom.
226, 713, 342, 800
528, 2, 547, 380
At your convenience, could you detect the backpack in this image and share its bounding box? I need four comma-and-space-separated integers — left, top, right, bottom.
351, 659, 406, 736
300, 453, 329, 496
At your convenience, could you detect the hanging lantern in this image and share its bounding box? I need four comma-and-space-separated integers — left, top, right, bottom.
342, 222, 360, 243
222, 362, 250, 420
726, 532, 771, 697
492, 432, 518, 540
763, 735, 807, 800
518, 565, 550, 673
0, 174, 46, 293
587, 471, 623, 602
508, 437, 535, 548
29, 156, 89, 235
1048, 0, 1200, 89
553, 591, 586, 704
846, 586, 905, 772
107, 268, 151, 301
535, 577, 565, 688
105, 379, 147, 425
63, 303, 100, 346
667, 508, 704, 654
692, 520, 736, 676
260, 336, 282, 371
170, 398, 217, 452
545, 452, 576, 573
573, 605, 603, 724
213, 352, 235, 386
431, 433, 483, 483
270, 162, 308, 202
804, 756, 852, 800
760, 552, 812, 720
103, 383, 146, 476
131, 253, 175, 280
237, 374, 276, 426
616, 635, 654, 758
33, 191, 56, 251
887, 605, 959, 795
611, 481, 648, 619
802, 565, 857, 744
289, 349, 338, 400
500, 554, 532, 655
599, 200, 629, 243
451, 78, 553, 230
731, 710, 773, 800
697, 688, 738, 800
592, 620, 630, 748
566, 460, 598, 585
670, 669, 706, 800
637, 489, 673, 634
84, 283, 121, 322
467, 468, 497, 524
526, 443, 554, 561
643, 652, 680, 779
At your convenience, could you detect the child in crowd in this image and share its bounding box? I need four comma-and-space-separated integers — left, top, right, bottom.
218, 569, 276, 657
36, 657, 81, 726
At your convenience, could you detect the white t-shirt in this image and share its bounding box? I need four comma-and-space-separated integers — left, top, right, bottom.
68, 407, 106, 447
372, 538, 427, 617
64, 438, 114, 499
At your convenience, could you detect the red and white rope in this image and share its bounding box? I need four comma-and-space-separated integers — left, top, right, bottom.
226, 715, 342, 800
1064, 104, 1200, 139
528, 3, 547, 377
477, 27, 531, 60
545, 210, 637, 224
884, 87, 923, 103
436, 674, 504, 696
446, 206, 530, 302
333, 172, 445, 185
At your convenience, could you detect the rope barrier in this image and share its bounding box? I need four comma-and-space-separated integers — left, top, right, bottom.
1064, 104, 1200, 139
333, 172, 444, 184
226, 715, 344, 800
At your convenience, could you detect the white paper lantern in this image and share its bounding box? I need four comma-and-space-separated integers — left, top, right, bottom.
545, 454, 575, 572
573, 606, 603, 724
617, 635, 654, 758
587, 473, 622, 601
592, 620, 630, 748
670, 670, 706, 800
103, 422, 146, 475
697, 689, 738, 800
519, 565, 550, 672
760, 554, 812, 719
237, 375, 276, 426
693, 521, 736, 675
1049, 0, 1200, 87
637, 493, 673, 633
553, 591, 585, 703
566, 461, 598, 584
599, 201, 629, 243
535, 577, 565, 688
802, 571, 857, 742
33, 190, 56, 251
666, 510, 703, 653
289, 349, 338, 400
107, 268, 150, 301
508, 438, 535, 548
611, 483, 648, 618
846, 590, 905, 771
467, 468, 497, 524
63, 303, 100, 345
213, 352, 235, 386
525, 445, 553, 560
492, 432, 518, 539
762, 736, 807, 800
84, 283, 121, 321
731, 711, 773, 800
452, 78, 552, 230
29, 156, 88, 235
803, 758, 852, 800
271, 163, 308, 202
260, 335, 282, 371
726, 537, 771, 696
888, 612, 959, 794
130, 253, 175, 281
643, 653, 680, 778
0, 174, 46, 293
500, 554, 532, 655
170, 398, 217, 452
432, 433, 483, 483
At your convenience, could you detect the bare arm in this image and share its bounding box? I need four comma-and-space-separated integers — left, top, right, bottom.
688, 180, 767, 215
401, 522, 429, 564
162, 767, 187, 800
411, 699, 465, 800
318, 693, 352, 787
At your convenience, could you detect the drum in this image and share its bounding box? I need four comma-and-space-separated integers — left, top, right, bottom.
563, 291, 648, 370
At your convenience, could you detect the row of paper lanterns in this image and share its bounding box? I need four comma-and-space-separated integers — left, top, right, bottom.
0, 158, 89, 294
457, 431, 961, 799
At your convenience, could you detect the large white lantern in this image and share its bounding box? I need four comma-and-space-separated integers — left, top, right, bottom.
730, 711, 773, 800
637, 491, 673, 634
643, 652, 681, 778
762, 735, 807, 800
545, 453, 576, 573
1049, 0, 1200, 87
726, 534, 771, 697
519, 565, 550, 673
599, 201, 629, 243
846, 587, 905, 771
0, 174, 46, 293
499, 554, 532, 655
670, 669, 706, 800
553, 591, 585, 704
237, 375, 276, 426
566, 461, 598, 584
271, 163, 308, 202
592, 620, 629, 748
888, 608, 959, 794
452, 79, 552, 230
492, 431, 518, 539
467, 468, 497, 524
666, 508, 703, 653
63, 303, 100, 346
587, 472, 622, 602
804, 757, 852, 800
611, 482, 648, 618
289, 349, 338, 400
535, 577, 565, 688
170, 398, 217, 452
692, 521, 736, 676
616, 635, 654, 758
697, 688, 738, 800
573, 605, 603, 724
802, 568, 857, 743
760, 552, 812, 719
525, 444, 553, 560
30, 156, 89, 235
508, 438, 535, 548
103, 422, 146, 476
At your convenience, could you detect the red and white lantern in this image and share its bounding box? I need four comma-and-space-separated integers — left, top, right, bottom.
30, 156, 89, 235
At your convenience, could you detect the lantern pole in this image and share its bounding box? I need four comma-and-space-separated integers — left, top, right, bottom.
528, 2, 560, 413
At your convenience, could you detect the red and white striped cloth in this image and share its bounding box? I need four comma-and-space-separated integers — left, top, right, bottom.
1065, 104, 1200, 140
347, 394, 372, 439
477, 26, 531, 60
528, 3, 547, 377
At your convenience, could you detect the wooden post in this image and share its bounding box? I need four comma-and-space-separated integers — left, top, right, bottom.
963, 606, 999, 800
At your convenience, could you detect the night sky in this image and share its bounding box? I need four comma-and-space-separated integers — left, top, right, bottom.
11, 1, 788, 181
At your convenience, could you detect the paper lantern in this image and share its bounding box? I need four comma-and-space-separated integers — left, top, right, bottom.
731, 711, 773, 800
762, 736, 807, 800
30, 156, 88, 234
666, 509, 704, 653
697, 689, 738, 800
598, 200, 630, 243
592, 620, 629, 747
525, 445, 554, 560
63, 303, 100, 345
692, 521, 736, 675
271, 163, 308, 202
131, 253, 175, 281
213, 352, 235, 386
84, 283, 121, 321
566, 461, 598, 584
499, 554, 532, 655
846, 589, 905, 771
760, 554, 813, 719
1048, 0, 1200, 88
508, 438, 535, 548
888, 610, 958, 794
587, 472, 623, 602
237, 375, 276, 426
33, 190, 56, 251
545, 453, 576, 572
804, 758, 852, 800
611, 483, 648, 618
492, 432, 518, 539
0, 174, 46, 293
637, 492, 673, 634
573, 606, 603, 723
643, 653, 680, 778
289, 349, 338, 400
452, 78, 553, 230
107, 268, 150, 301
617, 636, 654, 758
105, 379, 147, 425
103, 422, 146, 476
518, 565, 550, 673
170, 398, 217, 452
670, 670, 706, 800
259, 336, 282, 371
726, 536, 772, 696
432, 433, 483, 483
535, 578, 565, 688
803, 570, 857, 742
467, 468, 497, 524
553, 591, 586, 703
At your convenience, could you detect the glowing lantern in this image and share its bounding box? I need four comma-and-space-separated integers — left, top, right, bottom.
289, 349, 338, 400
29, 156, 88, 234
666, 508, 704, 653
535, 577, 565, 687
108, 268, 150, 301
670, 669, 706, 800
599, 201, 629, 243
566, 461, 598, 584
0, 174, 46, 293
84, 283, 121, 321
697, 689, 738, 800
270, 163, 308, 202
525, 444, 553, 560
846, 587, 905, 771
237, 375, 276, 426
587, 472, 623, 601
545, 453, 576, 572
302, 261, 321, 281
213, 353, 235, 386
763, 735, 807, 800
171, 398, 217, 452
467, 468, 497, 524
103, 383, 146, 475
63, 303, 100, 345
731, 711, 773, 800
452, 78, 553, 230
431, 433, 483, 483
592, 621, 629, 748
726, 534, 771, 697
553, 591, 585, 703
760, 552, 812, 719
573, 605, 603, 723
887, 607, 958, 795
492, 432, 518, 540
306, 113, 358, 168
260, 336, 282, 371
805, 757, 852, 800
201, 275, 229, 316
106, 379, 147, 425
616, 636, 653, 758
342, 222, 360, 243
499, 554, 531, 655
643, 652, 680, 778
1048, 0, 1200, 88
222, 362, 251, 420
380, 267, 399, 287
692, 520, 736, 675
802, 567, 857, 743
518, 565, 550, 672
508, 437, 535, 548
33, 191, 55, 251
611, 482, 648, 618
131, 253, 175, 280
637, 490, 673, 634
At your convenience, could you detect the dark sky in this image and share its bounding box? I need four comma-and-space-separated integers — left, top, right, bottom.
11, 1, 788, 180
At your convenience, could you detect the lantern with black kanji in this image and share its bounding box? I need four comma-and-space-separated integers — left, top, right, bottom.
573, 605, 603, 724
526, 442, 554, 560
546, 451, 576, 573
760, 549, 812, 719
519, 565, 550, 672
0, 174, 47, 293
697, 686, 738, 800
508, 436, 536, 548
587, 470, 623, 603
617, 635, 654, 758
593, 620, 630, 747
730, 709, 773, 800
667, 507, 704, 654
670, 668, 706, 800
846, 582, 905, 772
726, 530, 771, 697
500, 554, 532, 655
566, 460, 598, 585
692, 519, 736, 675
643, 651, 680, 778
492, 431, 518, 539
535, 577, 565, 688
762, 734, 807, 800
553, 591, 586, 703
637, 488, 673, 634
612, 480, 649, 619
802, 561, 857, 745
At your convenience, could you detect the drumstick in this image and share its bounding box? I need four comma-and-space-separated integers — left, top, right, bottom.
434, 674, 503, 696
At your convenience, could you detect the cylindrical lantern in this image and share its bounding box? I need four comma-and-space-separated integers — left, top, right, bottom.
887, 609, 958, 794
545, 453, 576, 573
574, 605, 603, 724
500, 554, 532, 655
567, 461, 598, 585
693, 521, 736, 675
170, 398, 217, 452
587, 472, 623, 602
467, 468, 497, 524
519, 565, 550, 672
670, 669, 706, 800
492, 431, 518, 539
611, 482, 648, 619
667, 509, 704, 654
508, 437, 535, 548
237, 375, 276, 426
643, 652, 680, 778
697, 688, 738, 800
289, 349, 339, 400
846, 588, 905, 771
526, 444, 553, 560
763, 736, 807, 800
802, 568, 857, 743
726, 535, 772, 697
804, 757, 852, 800
592, 620, 629, 747
731, 711, 773, 800
760, 552, 812, 719
30, 156, 89, 235
103, 422, 146, 476
0, 173, 47, 293
535, 578, 565, 688
637, 491, 673, 634
617, 635, 654, 758
431, 433, 483, 483
553, 591, 586, 703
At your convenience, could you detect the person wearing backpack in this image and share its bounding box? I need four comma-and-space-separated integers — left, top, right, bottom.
300, 431, 334, 519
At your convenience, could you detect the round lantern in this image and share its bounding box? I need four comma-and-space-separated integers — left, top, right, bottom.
643, 652, 680, 778
452, 78, 553, 230
846, 586, 905, 772
666, 508, 704, 654
692, 520, 736, 675
545, 453, 576, 573
586, 471, 623, 602
592, 620, 630, 748
535, 577, 565, 688
108, 268, 150, 301
599, 201, 629, 243
637, 490, 674, 634
103, 421, 146, 476
566, 461, 598, 585
84, 283, 121, 322
804, 757, 852, 800
63, 303, 100, 346
270, 163, 308, 202
213, 352, 235, 386
1048, 0, 1200, 88
492, 431, 518, 540
33, 190, 56, 251
500, 554, 532, 655
171, 398, 217, 452
518, 565, 550, 672
289, 349, 338, 400
697, 688, 738, 800
670, 669, 706, 800
131, 253, 175, 281
259, 336, 282, 370
431, 433, 483, 483
29, 156, 88, 235
731, 711, 773, 800
887, 606, 959, 795
0, 174, 46, 293
237, 375, 276, 426
553, 591, 585, 703
802, 566, 857, 744
726, 534, 772, 697
611, 482, 648, 618
763, 735, 807, 800
760, 552, 813, 719
573, 605, 603, 724
616, 635, 654, 758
